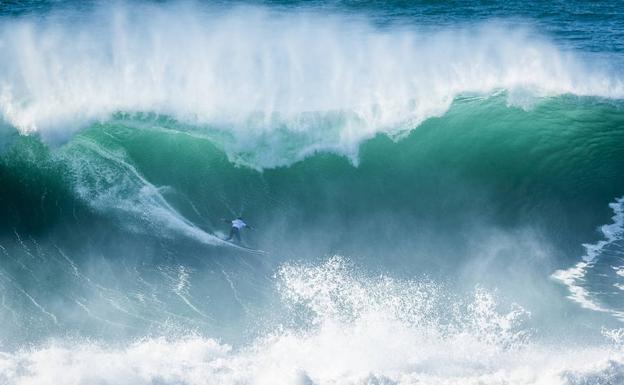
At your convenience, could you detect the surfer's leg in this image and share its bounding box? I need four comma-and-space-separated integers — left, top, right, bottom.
227, 227, 235, 241
234, 229, 241, 243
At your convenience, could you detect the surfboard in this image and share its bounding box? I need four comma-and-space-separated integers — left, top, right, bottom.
217, 237, 267, 255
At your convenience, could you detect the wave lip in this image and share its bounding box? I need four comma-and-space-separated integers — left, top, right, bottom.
1, 4, 623, 167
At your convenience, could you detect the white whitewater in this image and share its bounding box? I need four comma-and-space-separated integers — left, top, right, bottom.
1, 4, 623, 167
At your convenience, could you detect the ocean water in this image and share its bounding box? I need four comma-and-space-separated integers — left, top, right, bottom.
1, 1, 624, 384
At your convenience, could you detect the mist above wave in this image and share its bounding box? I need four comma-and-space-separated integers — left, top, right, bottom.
1, 3, 623, 167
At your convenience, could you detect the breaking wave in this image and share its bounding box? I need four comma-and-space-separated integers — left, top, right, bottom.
1, 4, 623, 167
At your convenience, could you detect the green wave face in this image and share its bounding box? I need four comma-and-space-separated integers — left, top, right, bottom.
1, 94, 623, 345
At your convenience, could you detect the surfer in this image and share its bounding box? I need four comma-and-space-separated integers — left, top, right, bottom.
222, 217, 253, 244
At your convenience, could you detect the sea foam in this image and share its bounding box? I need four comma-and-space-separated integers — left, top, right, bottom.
552, 197, 624, 319
1, 257, 622, 385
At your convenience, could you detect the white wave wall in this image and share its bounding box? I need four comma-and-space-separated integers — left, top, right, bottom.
1, 3, 623, 166
1, 335, 622, 385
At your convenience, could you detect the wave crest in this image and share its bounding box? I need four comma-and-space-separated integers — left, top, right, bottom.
1, 4, 623, 166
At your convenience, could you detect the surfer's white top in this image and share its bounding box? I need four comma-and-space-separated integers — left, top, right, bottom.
231, 219, 247, 229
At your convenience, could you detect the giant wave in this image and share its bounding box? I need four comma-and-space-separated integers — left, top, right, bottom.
1, 2, 624, 385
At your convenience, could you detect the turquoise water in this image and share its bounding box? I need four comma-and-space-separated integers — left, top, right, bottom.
1, 2, 624, 384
